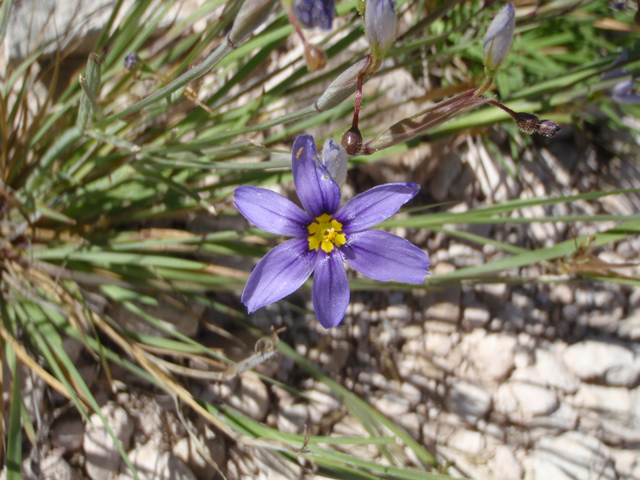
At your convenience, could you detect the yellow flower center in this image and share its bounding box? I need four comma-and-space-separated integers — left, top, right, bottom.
308, 213, 346, 253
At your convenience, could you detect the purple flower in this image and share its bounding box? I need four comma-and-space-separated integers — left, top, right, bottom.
611, 80, 640, 105
234, 135, 430, 328
293, 0, 335, 30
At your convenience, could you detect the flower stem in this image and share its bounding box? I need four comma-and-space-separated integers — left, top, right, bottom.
487, 99, 517, 118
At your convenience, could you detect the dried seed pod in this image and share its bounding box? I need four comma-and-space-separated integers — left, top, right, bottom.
304, 44, 327, 71
514, 112, 540, 135
341, 127, 363, 155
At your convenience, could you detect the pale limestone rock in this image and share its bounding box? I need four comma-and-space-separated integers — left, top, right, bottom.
172, 429, 225, 480
549, 284, 574, 305
618, 311, 640, 340
532, 432, 616, 480
425, 332, 452, 357
373, 393, 411, 417
610, 448, 639, 478
563, 340, 640, 387
510, 347, 580, 394
276, 403, 308, 434
571, 384, 631, 417
447, 429, 485, 456
222, 373, 269, 422
386, 304, 412, 321
39, 456, 84, 480
445, 381, 492, 423
119, 442, 197, 480
490, 445, 523, 480
84, 403, 134, 480
469, 333, 517, 381
462, 304, 491, 329
495, 382, 558, 420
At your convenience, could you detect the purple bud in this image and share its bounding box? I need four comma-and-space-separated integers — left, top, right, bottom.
365, 0, 397, 58
293, 0, 334, 30
124, 53, 141, 71
537, 120, 561, 138
483, 3, 515, 74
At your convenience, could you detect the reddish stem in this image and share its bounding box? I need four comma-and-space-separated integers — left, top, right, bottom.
488, 99, 517, 119
351, 55, 373, 129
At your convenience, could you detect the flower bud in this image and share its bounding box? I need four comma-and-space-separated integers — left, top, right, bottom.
293, 0, 335, 30
365, 0, 397, 59
483, 3, 515, 75
124, 52, 141, 71
513, 112, 561, 137
314, 58, 369, 112
322, 138, 348, 185
537, 120, 561, 138
228, 0, 278, 46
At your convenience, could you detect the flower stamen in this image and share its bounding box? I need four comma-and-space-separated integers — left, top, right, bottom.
308, 213, 346, 253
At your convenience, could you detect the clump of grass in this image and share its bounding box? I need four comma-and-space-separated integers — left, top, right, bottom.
1, 0, 640, 478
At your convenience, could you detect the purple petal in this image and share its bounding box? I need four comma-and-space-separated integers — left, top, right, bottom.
342, 230, 429, 283
234, 186, 313, 237
292, 135, 341, 217
334, 183, 420, 233
242, 238, 318, 313
312, 250, 350, 328
293, 0, 335, 30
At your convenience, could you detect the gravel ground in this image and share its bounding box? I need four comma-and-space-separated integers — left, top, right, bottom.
8, 117, 640, 480
3, 3, 640, 479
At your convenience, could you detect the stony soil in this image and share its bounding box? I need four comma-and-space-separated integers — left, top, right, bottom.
3, 2, 640, 479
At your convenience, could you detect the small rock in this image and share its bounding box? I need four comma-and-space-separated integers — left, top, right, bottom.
84, 402, 134, 480
448, 243, 484, 268
447, 429, 485, 456
276, 403, 308, 434
223, 373, 269, 422
374, 393, 411, 417
50, 416, 84, 453
172, 428, 225, 480
618, 311, 640, 340
532, 432, 616, 480
39, 455, 84, 480
490, 445, 524, 480
425, 302, 460, 323
563, 340, 640, 387
610, 448, 639, 477
495, 382, 559, 420
571, 384, 631, 417
549, 284, 573, 305
119, 442, 197, 480
425, 333, 452, 357
511, 347, 580, 394
461, 304, 491, 329
386, 304, 412, 321
445, 381, 492, 423
469, 333, 517, 381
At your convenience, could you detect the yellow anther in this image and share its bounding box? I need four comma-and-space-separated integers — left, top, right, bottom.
308, 214, 345, 253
